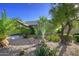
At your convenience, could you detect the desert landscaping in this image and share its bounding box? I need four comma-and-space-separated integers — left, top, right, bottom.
0, 3, 79, 56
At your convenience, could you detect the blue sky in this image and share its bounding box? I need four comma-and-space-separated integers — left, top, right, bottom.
0, 3, 51, 21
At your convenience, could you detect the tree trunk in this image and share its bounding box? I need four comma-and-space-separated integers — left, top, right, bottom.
66, 24, 72, 37
41, 30, 47, 44
60, 25, 66, 44
66, 23, 72, 43
42, 33, 47, 44
0, 37, 9, 48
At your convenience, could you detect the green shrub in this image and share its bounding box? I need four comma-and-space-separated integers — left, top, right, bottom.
74, 33, 79, 35
34, 26, 42, 39
48, 49, 58, 56
63, 34, 73, 42
35, 43, 49, 56
35, 43, 57, 56
47, 35, 60, 42
74, 35, 79, 42
20, 27, 35, 38
73, 33, 79, 42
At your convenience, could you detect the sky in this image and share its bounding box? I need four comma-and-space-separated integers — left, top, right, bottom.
0, 3, 51, 21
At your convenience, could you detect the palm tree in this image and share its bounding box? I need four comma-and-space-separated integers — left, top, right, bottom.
0, 9, 16, 48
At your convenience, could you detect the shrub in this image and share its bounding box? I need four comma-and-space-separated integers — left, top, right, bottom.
35, 43, 49, 56
47, 35, 60, 42
35, 43, 57, 56
74, 35, 79, 42
20, 28, 33, 38
34, 27, 42, 39
63, 34, 73, 42
20, 27, 35, 38
74, 33, 79, 35
48, 48, 58, 56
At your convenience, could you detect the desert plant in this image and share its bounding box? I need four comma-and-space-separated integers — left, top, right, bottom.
73, 33, 79, 42
47, 34, 60, 42
48, 48, 58, 56
50, 4, 79, 44
20, 27, 35, 38
37, 16, 49, 43
0, 9, 17, 47
74, 35, 79, 42
34, 26, 41, 38
35, 43, 58, 56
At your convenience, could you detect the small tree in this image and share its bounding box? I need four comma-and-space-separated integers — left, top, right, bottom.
50, 4, 79, 44
37, 16, 48, 43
